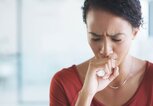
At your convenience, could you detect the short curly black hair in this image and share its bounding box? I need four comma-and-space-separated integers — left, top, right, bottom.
82, 0, 143, 28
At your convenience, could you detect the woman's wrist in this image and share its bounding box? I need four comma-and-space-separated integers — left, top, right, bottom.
75, 89, 95, 106
80, 89, 95, 98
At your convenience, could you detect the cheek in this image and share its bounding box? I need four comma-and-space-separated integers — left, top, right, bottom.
89, 42, 100, 56
115, 40, 132, 63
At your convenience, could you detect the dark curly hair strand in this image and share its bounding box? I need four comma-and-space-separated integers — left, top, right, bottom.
82, 0, 143, 28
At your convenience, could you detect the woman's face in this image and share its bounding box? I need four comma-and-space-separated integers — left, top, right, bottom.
86, 9, 138, 65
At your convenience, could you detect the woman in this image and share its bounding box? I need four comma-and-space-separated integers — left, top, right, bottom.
50, 0, 153, 106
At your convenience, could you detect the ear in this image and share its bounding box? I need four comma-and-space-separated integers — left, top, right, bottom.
132, 28, 139, 40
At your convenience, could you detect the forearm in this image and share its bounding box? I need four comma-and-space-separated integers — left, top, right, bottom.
75, 90, 94, 106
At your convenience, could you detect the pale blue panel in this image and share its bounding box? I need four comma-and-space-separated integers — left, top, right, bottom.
149, 1, 153, 36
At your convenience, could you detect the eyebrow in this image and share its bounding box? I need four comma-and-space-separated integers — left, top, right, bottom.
89, 32, 126, 37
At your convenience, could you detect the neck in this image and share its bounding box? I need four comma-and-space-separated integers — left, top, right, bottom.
110, 55, 133, 87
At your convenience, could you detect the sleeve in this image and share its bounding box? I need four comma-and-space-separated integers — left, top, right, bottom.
50, 74, 69, 106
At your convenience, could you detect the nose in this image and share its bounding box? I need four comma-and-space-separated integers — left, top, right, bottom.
100, 39, 113, 57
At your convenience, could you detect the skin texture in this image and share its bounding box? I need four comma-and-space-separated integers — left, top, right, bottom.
84, 8, 138, 95
75, 9, 146, 106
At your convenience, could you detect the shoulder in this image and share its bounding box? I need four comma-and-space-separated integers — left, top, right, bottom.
51, 65, 82, 89
146, 61, 153, 73
144, 61, 153, 81
52, 65, 77, 82
50, 65, 79, 105
50, 65, 82, 104
147, 61, 153, 69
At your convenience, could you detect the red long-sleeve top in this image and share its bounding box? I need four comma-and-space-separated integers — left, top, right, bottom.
50, 61, 153, 106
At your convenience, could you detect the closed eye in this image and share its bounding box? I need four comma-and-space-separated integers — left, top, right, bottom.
112, 38, 122, 42
92, 38, 101, 41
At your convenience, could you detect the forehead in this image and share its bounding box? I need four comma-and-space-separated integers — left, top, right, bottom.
86, 9, 132, 34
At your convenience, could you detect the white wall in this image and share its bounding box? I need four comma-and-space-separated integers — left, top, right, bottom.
130, 0, 153, 62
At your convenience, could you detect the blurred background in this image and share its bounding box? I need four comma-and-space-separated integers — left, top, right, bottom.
0, 0, 153, 106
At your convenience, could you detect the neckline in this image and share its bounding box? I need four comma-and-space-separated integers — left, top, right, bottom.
122, 60, 149, 105
72, 61, 150, 105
